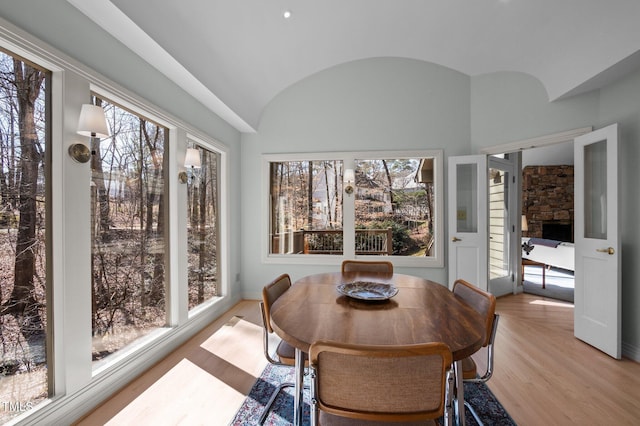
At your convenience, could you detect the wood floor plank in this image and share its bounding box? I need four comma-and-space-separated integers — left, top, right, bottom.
75, 294, 640, 425
489, 293, 640, 425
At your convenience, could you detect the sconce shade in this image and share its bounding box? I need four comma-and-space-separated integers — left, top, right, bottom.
343, 168, 355, 184
521, 215, 528, 232
184, 148, 202, 168
77, 104, 109, 138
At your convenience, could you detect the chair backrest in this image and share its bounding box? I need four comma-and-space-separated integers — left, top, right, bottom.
452, 279, 497, 347
309, 340, 452, 423
341, 260, 393, 274
261, 273, 292, 334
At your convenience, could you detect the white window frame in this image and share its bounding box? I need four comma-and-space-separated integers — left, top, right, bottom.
262, 150, 444, 267
185, 134, 229, 317
0, 17, 232, 424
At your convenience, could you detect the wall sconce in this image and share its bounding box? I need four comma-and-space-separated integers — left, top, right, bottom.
179, 147, 202, 184
70, 104, 109, 163
343, 168, 355, 195
521, 214, 528, 235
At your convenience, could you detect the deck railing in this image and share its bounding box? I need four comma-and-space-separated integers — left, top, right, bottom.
271, 228, 392, 255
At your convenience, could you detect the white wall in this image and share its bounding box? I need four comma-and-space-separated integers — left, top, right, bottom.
240, 57, 471, 298
597, 67, 640, 357
241, 57, 640, 360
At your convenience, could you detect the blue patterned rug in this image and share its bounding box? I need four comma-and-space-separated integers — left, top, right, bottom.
230, 363, 516, 425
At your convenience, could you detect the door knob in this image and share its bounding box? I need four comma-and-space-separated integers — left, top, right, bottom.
451, 237, 461, 242
596, 247, 615, 255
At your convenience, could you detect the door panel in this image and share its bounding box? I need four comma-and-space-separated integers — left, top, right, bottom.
574, 123, 620, 359
488, 154, 519, 297
448, 155, 488, 290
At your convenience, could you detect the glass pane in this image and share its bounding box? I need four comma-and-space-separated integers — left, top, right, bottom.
489, 169, 509, 279
0, 52, 50, 422
91, 97, 168, 367
456, 163, 478, 233
584, 140, 607, 240
269, 160, 343, 255
354, 158, 436, 256
187, 146, 220, 309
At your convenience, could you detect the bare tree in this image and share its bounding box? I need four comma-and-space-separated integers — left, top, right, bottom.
3, 59, 46, 346
140, 119, 165, 306
307, 161, 313, 229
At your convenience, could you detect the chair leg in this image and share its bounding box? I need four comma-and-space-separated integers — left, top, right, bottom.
444, 369, 454, 426
258, 380, 311, 424
259, 382, 294, 424
464, 401, 484, 426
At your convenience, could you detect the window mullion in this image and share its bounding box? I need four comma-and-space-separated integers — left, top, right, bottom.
343, 158, 356, 257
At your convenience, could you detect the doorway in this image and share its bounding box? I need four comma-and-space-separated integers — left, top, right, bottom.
482, 129, 588, 301
477, 125, 621, 359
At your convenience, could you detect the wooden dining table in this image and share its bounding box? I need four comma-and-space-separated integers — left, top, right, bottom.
269, 271, 486, 426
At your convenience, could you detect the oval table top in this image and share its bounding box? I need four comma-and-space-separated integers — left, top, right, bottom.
270, 271, 486, 361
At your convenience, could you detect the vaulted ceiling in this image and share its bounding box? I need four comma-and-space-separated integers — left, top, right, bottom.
67, 0, 640, 132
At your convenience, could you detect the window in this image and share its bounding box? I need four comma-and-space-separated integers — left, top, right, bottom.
89, 95, 169, 367
354, 158, 436, 257
264, 151, 443, 267
186, 144, 221, 310
0, 22, 232, 423
0, 49, 51, 422
268, 159, 344, 256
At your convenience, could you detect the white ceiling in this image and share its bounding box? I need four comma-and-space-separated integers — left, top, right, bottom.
67, 0, 640, 132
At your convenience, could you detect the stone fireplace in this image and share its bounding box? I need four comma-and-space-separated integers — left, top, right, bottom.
522, 165, 574, 242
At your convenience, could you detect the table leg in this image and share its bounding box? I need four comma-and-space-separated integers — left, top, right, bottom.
293, 348, 304, 426
454, 360, 466, 426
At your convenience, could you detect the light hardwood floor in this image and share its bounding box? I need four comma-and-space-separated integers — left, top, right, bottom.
76, 293, 640, 425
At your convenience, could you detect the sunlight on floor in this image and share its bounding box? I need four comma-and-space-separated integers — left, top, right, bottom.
200, 317, 266, 377
529, 299, 574, 308
105, 358, 246, 425
98, 316, 267, 425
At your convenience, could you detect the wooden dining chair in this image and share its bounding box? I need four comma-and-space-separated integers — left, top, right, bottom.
259, 273, 308, 424
341, 260, 394, 274
452, 279, 499, 426
309, 340, 454, 426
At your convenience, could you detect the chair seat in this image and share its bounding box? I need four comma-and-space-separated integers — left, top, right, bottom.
461, 356, 477, 380
276, 340, 308, 366
320, 411, 437, 425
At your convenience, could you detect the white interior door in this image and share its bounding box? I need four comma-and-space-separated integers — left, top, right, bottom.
448, 155, 488, 291
574, 123, 621, 359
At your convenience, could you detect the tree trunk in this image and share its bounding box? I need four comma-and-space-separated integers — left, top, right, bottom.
198, 152, 207, 304
90, 98, 111, 242
141, 122, 165, 307
3, 60, 46, 348
307, 161, 313, 229
382, 160, 396, 214
323, 162, 333, 226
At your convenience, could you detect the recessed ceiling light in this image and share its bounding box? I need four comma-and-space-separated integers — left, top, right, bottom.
283, 10, 292, 19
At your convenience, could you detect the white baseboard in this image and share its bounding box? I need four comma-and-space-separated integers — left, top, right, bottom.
622, 340, 640, 362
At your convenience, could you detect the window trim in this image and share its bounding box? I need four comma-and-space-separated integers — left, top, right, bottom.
262, 150, 444, 267
0, 16, 235, 423
185, 136, 228, 314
